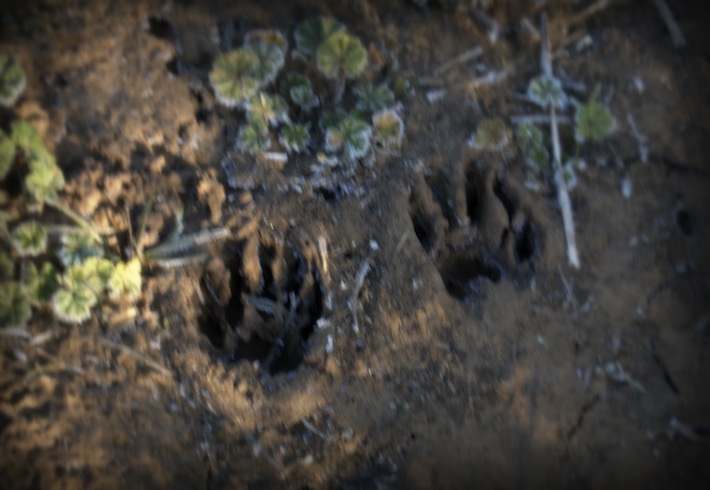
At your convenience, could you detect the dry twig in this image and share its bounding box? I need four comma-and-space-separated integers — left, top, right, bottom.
651, 0, 687, 48
541, 14, 580, 268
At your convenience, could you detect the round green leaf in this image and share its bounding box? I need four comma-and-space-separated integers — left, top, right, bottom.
12, 221, 48, 257
471, 117, 510, 151
23, 261, 60, 305
316, 31, 367, 79
209, 49, 261, 107
108, 258, 142, 298
294, 17, 345, 57
575, 101, 614, 143
354, 83, 395, 114
527, 75, 567, 109
372, 109, 404, 149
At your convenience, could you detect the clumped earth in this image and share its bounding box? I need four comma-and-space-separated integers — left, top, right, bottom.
1, 0, 709, 488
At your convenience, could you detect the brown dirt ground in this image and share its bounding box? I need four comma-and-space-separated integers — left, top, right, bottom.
1, 0, 709, 488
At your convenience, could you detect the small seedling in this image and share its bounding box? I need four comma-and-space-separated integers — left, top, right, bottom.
279, 72, 320, 111
108, 258, 142, 298
12, 221, 48, 257
59, 231, 100, 266
238, 121, 271, 154
575, 99, 614, 143
0, 281, 31, 328
279, 122, 311, 153
325, 115, 372, 161
470, 117, 510, 151
515, 123, 549, 170
372, 109, 404, 149
0, 53, 26, 108
246, 92, 289, 129
294, 17, 345, 57
354, 82, 395, 114
316, 31, 367, 103
52, 263, 100, 324
527, 74, 567, 109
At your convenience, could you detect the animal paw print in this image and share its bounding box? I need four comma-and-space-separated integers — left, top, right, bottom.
200, 231, 323, 375
409, 153, 538, 302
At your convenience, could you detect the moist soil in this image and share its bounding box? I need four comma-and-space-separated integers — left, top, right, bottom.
1, 0, 709, 488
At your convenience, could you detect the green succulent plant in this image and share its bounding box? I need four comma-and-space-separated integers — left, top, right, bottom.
0, 281, 32, 328
354, 83, 395, 114
527, 75, 567, 109
471, 117, 510, 151
0, 130, 15, 180
246, 92, 289, 129
237, 121, 271, 154
279, 122, 311, 154
22, 260, 60, 305
0, 54, 26, 108
575, 100, 614, 143
12, 221, 48, 257
209, 49, 261, 107
325, 115, 372, 162
294, 17, 345, 57
372, 109, 404, 149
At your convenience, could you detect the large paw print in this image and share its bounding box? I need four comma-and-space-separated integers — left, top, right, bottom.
409, 152, 539, 302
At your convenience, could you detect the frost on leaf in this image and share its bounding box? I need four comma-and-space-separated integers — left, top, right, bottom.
209, 49, 261, 107
60, 232, 100, 266
316, 31, 367, 80
372, 109, 404, 149
246, 41, 285, 85
0, 282, 31, 329
516, 123, 549, 170
52, 270, 98, 324
279, 123, 310, 154
354, 83, 395, 114
0, 54, 26, 108
575, 101, 614, 143
0, 130, 15, 180
108, 258, 142, 299
325, 115, 371, 161
527, 75, 567, 109
12, 221, 48, 257
294, 17, 345, 57
237, 122, 271, 154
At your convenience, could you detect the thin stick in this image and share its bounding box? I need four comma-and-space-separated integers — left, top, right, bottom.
510, 114, 572, 125
98, 337, 172, 377
433, 46, 484, 77
541, 14, 580, 269
349, 258, 371, 334
651, 0, 687, 48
